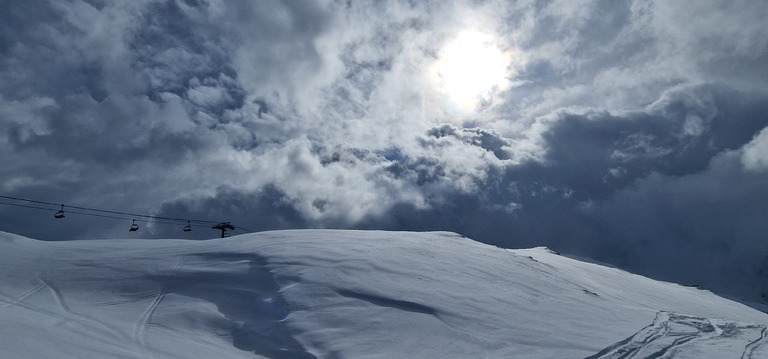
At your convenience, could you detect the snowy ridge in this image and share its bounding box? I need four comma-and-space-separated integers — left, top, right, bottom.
1, 230, 767, 358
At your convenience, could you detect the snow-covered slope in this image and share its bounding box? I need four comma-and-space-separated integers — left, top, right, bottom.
0, 230, 766, 358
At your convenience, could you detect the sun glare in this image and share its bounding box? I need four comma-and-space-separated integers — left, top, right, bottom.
433, 31, 512, 111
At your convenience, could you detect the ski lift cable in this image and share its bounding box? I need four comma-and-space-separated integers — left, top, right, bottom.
0, 201, 139, 222
64, 209, 186, 226
0, 195, 221, 225
0, 195, 258, 235
0, 202, 60, 213
232, 225, 256, 233
0, 201, 202, 227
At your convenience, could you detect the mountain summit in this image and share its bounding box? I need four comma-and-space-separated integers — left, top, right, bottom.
1, 230, 766, 358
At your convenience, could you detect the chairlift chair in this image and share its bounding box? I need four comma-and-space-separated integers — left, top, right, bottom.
183, 221, 192, 232
54, 204, 65, 219
129, 219, 139, 232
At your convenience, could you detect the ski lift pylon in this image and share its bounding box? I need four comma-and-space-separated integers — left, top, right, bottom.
54, 204, 65, 219
212, 222, 235, 238
129, 219, 139, 232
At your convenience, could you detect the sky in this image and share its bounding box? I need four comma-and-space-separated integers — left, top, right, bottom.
2, 1, 768, 305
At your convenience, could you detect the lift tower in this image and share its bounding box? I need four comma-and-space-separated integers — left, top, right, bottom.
212, 222, 235, 238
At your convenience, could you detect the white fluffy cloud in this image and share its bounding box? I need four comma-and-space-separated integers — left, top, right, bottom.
742, 127, 768, 171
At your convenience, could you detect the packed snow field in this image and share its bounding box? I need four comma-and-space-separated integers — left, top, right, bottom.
0, 230, 766, 358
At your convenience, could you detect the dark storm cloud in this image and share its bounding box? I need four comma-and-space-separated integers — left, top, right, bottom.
537, 84, 768, 199
3, 0, 768, 309
157, 185, 310, 237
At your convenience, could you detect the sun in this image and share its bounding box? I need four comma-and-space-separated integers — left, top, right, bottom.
432, 31, 512, 111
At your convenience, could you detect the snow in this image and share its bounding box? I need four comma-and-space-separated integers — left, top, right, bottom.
0, 229, 766, 358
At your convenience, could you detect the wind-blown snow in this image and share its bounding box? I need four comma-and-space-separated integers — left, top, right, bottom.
0, 230, 766, 358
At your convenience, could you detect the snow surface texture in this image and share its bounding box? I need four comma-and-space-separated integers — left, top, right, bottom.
0, 230, 766, 358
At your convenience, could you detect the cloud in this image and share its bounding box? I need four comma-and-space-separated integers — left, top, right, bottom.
742, 127, 768, 171
581, 150, 768, 301
2, 0, 768, 307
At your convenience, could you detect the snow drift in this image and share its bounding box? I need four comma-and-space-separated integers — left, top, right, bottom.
0, 230, 766, 358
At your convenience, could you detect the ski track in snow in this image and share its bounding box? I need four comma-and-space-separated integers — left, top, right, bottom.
134, 258, 184, 347
96, 292, 163, 307
743, 327, 768, 359
40, 278, 72, 313
134, 292, 165, 347
0, 277, 126, 343
0, 281, 45, 308
39, 277, 127, 341
586, 311, 768, 359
